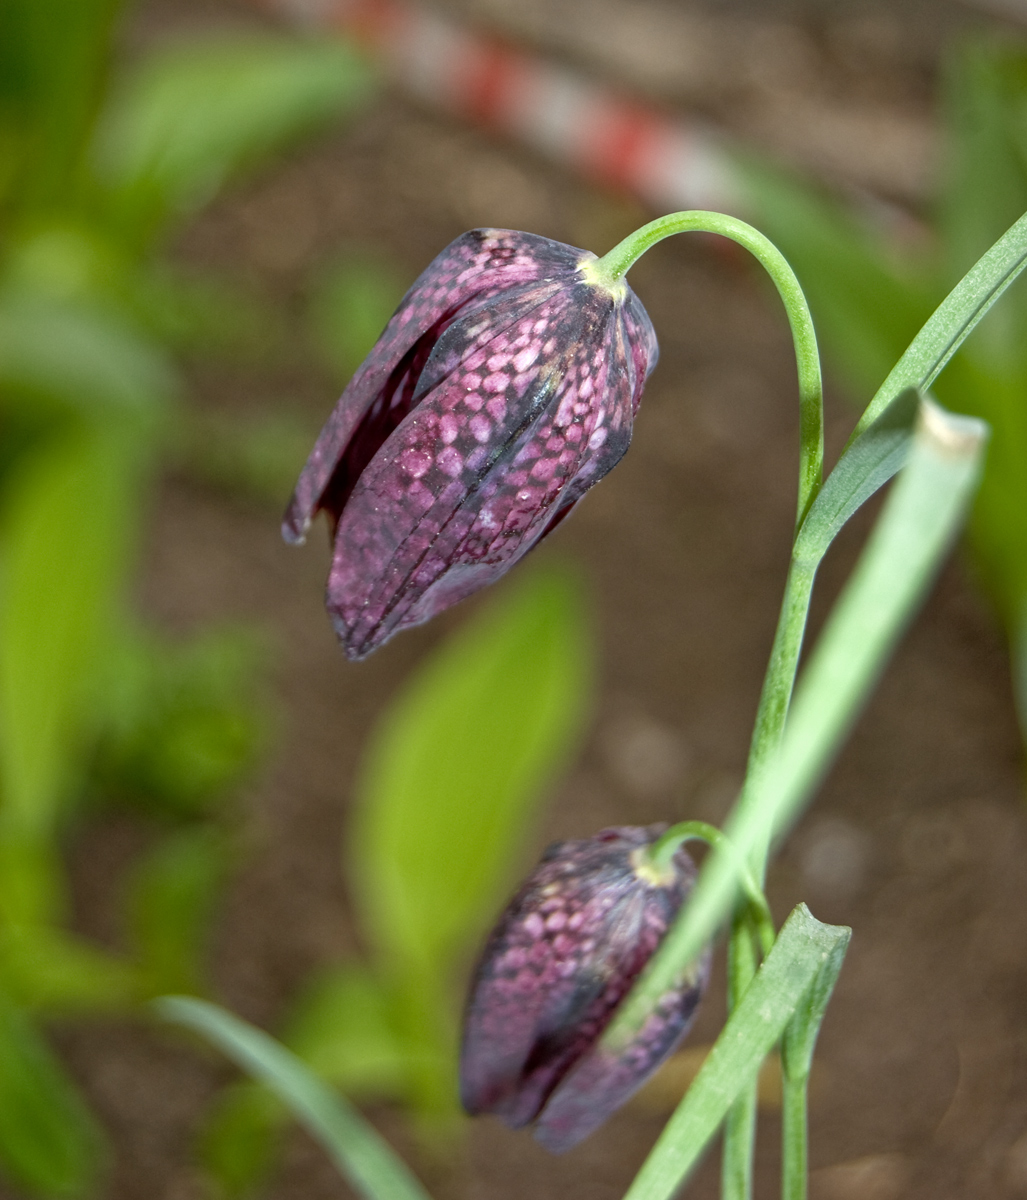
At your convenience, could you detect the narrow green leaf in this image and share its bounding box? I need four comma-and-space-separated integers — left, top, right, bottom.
94, 34, 376, 235
200, 1082, 283, 1200
351, 568, 592, 967
198, 966, 407, 1199
155, 996, 433, 1200
0, 926, 137, 1015
622, 906, 850, 1200
0, 292, 175, 423
779, 933, 849, 1200
126, 828, 229, 996
0, 432, 139, 863
793, 387, 919, 564
284, 965, 407, 1096
854, 210, 1027, 437
0, 989, 106, 1198
609, 399, 987, 1032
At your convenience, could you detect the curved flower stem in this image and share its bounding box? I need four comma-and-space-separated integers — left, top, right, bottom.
648, 821, 775, 959
597, 213, 824, 1200
593, 211, 824, 531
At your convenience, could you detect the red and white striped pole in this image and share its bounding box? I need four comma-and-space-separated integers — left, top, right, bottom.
273, 0, 746, 215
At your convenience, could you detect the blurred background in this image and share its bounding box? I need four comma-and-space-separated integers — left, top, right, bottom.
3, 0, 1027, 1198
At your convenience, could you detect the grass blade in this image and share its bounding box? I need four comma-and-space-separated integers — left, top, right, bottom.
621, 906, 850, 1200
154, 996, 433, 1200
854, 210, 1027, 437
607, 397, 987, 1038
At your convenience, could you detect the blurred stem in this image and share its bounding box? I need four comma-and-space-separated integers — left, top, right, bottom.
594, 211, 824, 530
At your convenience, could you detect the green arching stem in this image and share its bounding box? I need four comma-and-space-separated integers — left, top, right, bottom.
647, 822, 774, 960
593, 211, 824, 531
596, 213, 825, 1200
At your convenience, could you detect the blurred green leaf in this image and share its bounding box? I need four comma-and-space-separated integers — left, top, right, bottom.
94, 34, 377, 239
0, 432, 139, 870
200, 1081, 283, 1200
0, 291, 175, 424
0, 988, 106, 1198
350, 568, 593, 968
0, 0, 121, 214
285, 965, 407, 1096
157, 996, 433, 1200
940, 41, 1027, 289
92, 626, 269, 818
132, 266, 281, 360
308, 255, 406, 385
178, 409, 319, 508
200, 965, 408, 1198
0, 927, 137, 1015
126, 827, 230, 996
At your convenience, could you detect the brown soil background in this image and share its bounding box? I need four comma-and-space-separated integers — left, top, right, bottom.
14, 1, 1027, 1198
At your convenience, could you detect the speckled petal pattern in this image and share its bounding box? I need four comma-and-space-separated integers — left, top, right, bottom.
460, 825, 708, 1152
283, 227, 658, 658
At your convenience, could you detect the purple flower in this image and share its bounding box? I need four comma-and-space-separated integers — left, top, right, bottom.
460, 825, 710, 1153
282, 228, 657, 660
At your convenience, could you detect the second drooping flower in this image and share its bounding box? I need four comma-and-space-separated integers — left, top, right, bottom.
283, 228, 658, 659
460, 825, 710, 1152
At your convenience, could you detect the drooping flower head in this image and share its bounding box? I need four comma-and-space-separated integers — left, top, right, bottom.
283, 229, 658, 659
460, 824, 709, 1153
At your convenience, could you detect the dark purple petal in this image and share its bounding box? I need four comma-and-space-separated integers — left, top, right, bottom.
533, 951, 710, 1152
282, 229, 586, 544
460, 825, 705, 1151
324, 279, 647, 659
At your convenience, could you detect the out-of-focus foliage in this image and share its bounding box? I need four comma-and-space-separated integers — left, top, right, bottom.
0, 0, 376, 1193
200, 568, 594, 1197
308, 253, 407, 385
742, 37, 1027, 746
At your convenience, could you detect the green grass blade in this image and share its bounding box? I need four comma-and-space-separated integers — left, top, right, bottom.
779, 936, 849, 1200
854, 210, 1027, 437
154, 996, 433, 1200
607, 398, 987, 1038
794, 387, 920, 564
621, 906, 850, 1200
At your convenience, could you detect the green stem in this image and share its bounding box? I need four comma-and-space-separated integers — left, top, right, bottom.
737, 557, 819, 881
593, 211, 824, 530
781, 1072, 808, 1200
647, 821, 774, 958
721, 920, 759, 1200
596, 214, 824, 1200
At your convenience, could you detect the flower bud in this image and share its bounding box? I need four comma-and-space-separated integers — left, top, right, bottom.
283, 229, 657, 659
460, 824, 709, 1152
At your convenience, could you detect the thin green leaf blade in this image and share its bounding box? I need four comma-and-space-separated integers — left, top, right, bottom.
126, 828, 230, 996
94, 34, 376, 233
855, 210, 1027, 436
611, 398, 987, 1023
622, 906, 850, 1200
351, 568, 592, 967
0, 432, 138, 855
793, 387, 920, 564
155, 996, 432, 1200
